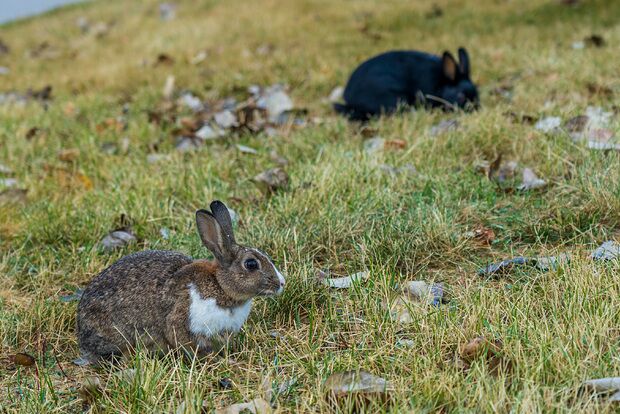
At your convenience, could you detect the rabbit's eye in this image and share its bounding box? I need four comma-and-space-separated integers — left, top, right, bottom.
244, 258, 260, 271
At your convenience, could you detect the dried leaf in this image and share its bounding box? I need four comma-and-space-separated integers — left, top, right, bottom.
0, 178, 18, 188
159, 2, 176, 21
0, 188, 28, 204
11, 353, 35, 367
58, 148, 80, 162
79, 376, 103, 403
584, 34, 605, 47
583, 377, 620, 392
585, 106, 612, 129
586, 82, 613, 99
269, 150, 289, 166
591, 240, 620, 261
517, 168, 547, 191
534, 116, 561, 133
582, 377, 620, 403
564, 115, 589, 134
479, 254, 570, 276
162, 75, 175, 99
378, 163, 417, 177
178, 92, 203, 112
403, 281, 444, 306
155, 53, 175, 66
147, 153, 171, 164
364, 137, 384, 153
384, 139, 407, 150
429, 119, 459, 136
214, 398, 272, 414
534, 253, 571, 271
321, 270, 369, 289
325, 370, 393, 399
256, 84, 294, 123
465, 226, 496, 245
0, 163, 12, 175
214, 110, 238, 129
328, 86, 344, 103
59, 288, 84, 303
236, 144, 258, 155
218, 377, 233, 390
99, 228, 136, 252
175, 136, 203, 152
478, 256, 531, 276
195, 124, 223, 141
252, 168, 289, 195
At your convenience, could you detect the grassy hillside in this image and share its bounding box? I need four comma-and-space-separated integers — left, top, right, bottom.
1, 0, 620, 412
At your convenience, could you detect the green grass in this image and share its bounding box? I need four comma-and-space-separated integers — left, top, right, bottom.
1, 0, 620, 412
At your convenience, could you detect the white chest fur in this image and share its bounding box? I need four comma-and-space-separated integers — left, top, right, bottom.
187, 284, 252, 338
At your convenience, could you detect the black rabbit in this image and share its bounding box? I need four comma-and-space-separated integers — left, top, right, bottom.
334, 48, 479, 121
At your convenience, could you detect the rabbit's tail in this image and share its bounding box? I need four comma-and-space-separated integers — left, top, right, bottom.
333, 103, 370, 122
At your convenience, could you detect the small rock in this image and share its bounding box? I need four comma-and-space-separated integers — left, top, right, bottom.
591, 240, 620, 261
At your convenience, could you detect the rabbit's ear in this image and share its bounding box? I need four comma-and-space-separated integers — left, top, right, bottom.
196, 209, 231, 263
458, 47, 470, 77
209, 201, 236, 249
442, 51, 458, 82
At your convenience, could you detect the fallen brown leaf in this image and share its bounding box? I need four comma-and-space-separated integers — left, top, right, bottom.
58, 148, 80, 162
252, 168, 289, 195
11, 353, 36, 367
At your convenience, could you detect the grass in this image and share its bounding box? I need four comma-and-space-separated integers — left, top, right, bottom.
1, 0, 620, 412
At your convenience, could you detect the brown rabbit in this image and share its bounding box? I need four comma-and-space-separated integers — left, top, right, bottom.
76, 201, 285, 365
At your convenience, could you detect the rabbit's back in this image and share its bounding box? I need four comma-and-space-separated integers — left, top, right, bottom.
78, 250, 193, 360
342, 50, 442, 117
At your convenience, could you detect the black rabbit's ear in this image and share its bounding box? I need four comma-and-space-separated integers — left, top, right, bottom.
458, 47, 470, 77
196, 209, 232, 264
442, 51, 458, 82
